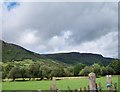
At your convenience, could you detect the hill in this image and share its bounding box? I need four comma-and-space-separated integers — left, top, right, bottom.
44, 52, 114, 65
2, 40, 115, 65
2, 40, 45, 62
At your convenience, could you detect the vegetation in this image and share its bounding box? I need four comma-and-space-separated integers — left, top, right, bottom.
2, 59, 120, 81
2, 40, 116, 66
1, 40, 120, 90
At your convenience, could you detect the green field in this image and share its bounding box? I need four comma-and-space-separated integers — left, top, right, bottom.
2, 76, 119, 90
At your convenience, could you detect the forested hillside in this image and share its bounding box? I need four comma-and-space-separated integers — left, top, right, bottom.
2, 40, 116, 66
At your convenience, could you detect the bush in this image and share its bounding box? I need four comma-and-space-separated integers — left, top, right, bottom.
101, 67, 107, 76
79, 66, 92, 76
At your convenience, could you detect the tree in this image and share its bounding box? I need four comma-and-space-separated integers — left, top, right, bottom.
29, 64, 40, 79
50, 67, 65, 78
2, 72, 7, 79
109, 60, 120, 75
64, 67, 74, 77
74, 63, 86, 76
92, 63, 101, 76
4, 63, 14, 75
20, 67, 29, 80
37, 67, 42, 80
8, 67, 21, 81
106, 66, 114, 75
101, 67, 107, 76
41, 65, 52, 79
79, 66, 92, 76
2, 65, 7, 79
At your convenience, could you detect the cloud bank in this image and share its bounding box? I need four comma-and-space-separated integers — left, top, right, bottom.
3, 2, 118, 58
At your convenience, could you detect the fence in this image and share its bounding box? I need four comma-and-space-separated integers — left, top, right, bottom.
50, 72, 117, 92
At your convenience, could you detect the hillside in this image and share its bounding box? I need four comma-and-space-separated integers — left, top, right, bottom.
2, 40, 45, 62
2, 40, 115, 65
44, 52, 114, 65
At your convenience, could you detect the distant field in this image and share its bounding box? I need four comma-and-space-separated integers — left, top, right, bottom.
2, 76, 119, 90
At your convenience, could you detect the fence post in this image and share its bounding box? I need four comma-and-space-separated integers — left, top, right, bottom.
51, 77, 57, 92
113, 82, 117, 92
106, 75, 112, 91
88, 85, 90, 92
96, 83, 98, 92
98, 82, 102, 92
80, 88, 82, 92
84, 87, 86, 92
88, 72, 96, 91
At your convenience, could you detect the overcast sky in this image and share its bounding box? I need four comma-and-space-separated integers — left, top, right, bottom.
2, 2, 118, 58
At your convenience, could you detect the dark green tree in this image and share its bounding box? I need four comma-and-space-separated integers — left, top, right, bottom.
92, 63, 101, 76
109, 60, 120, 75
74, 63, 86, 76
2, 72, 7, 79
101, 67, 107, 76
79, 66, 92, 76
50, 67, 65, 78
106, 66, 115, 75
8, 67, 21, 81
4, 63, 14, 75
41, 66, 52, 79
29, 64, 40, 79
20, 67, 29, 80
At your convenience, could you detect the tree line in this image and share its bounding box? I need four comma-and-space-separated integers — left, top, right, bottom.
1, 59, 120, 81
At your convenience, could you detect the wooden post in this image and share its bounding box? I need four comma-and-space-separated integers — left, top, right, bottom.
84, 87, 86, 92
98, 82, 102, 92
106, 75, 112, 91
114, 82, 117, 92
37, 89, 41, 92
80, 88, 82, 92
96, 83, 98, 92
74, 89, 78, 92
88, 72, 96, 91
51, 77, 57, 92
88, 85, 90, 92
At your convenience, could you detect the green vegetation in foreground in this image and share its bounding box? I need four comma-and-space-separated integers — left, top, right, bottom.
2, 76, 118, 90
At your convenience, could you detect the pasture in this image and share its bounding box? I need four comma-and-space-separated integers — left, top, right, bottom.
2, 75, 119, 90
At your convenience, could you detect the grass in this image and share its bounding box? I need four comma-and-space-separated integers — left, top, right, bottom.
2, 75, 119, 90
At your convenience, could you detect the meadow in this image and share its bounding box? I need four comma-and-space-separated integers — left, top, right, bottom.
2, 75, 119, 90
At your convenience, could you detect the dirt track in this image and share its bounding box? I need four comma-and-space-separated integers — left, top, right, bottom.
55, 76, 88, 80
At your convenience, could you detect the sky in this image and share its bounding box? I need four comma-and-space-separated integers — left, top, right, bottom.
2, 2, 118, 58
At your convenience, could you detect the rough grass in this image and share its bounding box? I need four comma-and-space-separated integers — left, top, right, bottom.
2, 75, 119, 90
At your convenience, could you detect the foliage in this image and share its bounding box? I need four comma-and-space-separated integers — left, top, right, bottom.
8, 67, 21, 81
79, 66, 92, 76
108, 60, 120, 75
2, 40, 115, 66
92, 63, 101, 76
64, 66, 74, 77
2, 54, 119, 81
106, 66, 115, 75
74, 63, 86, 76
101, 66, 107, 76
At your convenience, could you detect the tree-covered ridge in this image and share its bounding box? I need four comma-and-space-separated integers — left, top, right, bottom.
2, 40, 45, 62
44, 52, 115, 65
2, 40, 116, 66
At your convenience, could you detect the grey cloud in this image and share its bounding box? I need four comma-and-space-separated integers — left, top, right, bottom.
3, 2, 118, 58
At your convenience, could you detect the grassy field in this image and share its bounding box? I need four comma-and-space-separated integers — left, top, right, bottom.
2, 76, 119, 90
